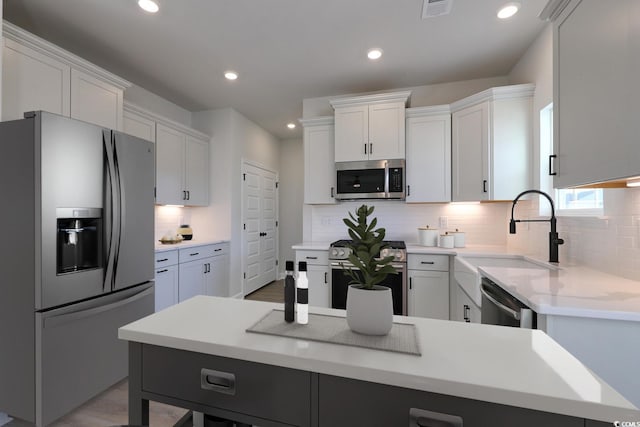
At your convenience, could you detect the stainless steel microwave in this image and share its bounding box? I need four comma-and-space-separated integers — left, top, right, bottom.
335, 159, 405, 200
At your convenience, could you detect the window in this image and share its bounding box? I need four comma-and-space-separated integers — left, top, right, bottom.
539, 103, 603, 216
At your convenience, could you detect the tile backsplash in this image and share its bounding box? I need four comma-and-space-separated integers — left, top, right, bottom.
507, 188, 640, 281
155, 206, 192, 240
309, 201, 511, 246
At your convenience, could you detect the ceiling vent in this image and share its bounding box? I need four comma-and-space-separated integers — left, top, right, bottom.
422, 0, 453, 19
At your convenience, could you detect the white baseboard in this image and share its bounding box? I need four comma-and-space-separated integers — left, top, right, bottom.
231, 292, 244, 299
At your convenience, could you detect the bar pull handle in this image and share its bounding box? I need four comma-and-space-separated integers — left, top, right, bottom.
331, 187, 334, 198
186, 190, 190, 200
482, 180, 488, 193
364, 143, 367, 154
409, 277, 412, 290
421, 261, 435, 265
369, 143, 373, 154
306, 256, 318, 260
156, 258, 168, 263
201, 368, 236, 395
324, 272, 328, 284
214, 248, 222, 252
156, 269, 169, 274
548, 154, 557, 176
183, 190, 187, 200
407, 185, 411, 197
409, 408, 463, 427
190, 252, 200, 257
463, 305, 470, 323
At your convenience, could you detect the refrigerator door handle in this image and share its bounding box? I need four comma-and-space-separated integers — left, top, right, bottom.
112, 132, 124, 285
103, 130, 119, 292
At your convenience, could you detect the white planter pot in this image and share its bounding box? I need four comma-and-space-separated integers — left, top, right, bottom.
346, 285, 393, 335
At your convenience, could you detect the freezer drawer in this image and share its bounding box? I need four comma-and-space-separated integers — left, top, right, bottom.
36, 283, 154, 426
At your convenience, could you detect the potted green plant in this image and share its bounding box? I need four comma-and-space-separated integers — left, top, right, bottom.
342, 204, 398, 335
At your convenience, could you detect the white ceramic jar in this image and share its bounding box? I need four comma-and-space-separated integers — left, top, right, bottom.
418, 226, 439, 247
439, 232, 454, 249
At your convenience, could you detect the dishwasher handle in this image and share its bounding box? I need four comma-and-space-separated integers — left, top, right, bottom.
480, 282, 521, 320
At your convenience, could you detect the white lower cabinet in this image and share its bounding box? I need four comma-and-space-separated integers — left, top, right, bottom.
450, 282, 480, 324
295, 250, 329, 308
407, 254, 449, 320
155, 242, 229, 310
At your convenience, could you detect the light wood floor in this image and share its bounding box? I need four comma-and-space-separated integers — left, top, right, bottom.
5, 379, 188, 427
244, 280, 284, 303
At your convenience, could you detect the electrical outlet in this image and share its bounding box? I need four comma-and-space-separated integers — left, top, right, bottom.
439, 216, 448, 228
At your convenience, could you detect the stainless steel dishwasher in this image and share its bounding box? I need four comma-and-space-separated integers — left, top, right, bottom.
480, 277, 535, 328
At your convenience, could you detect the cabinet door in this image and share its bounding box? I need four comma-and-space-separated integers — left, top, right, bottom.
123, 110, 156, 142
307, 265, 329, 308
452, 102, 489, 202
304, 123, 336, 204
406, 113, 451, 203
70, 69, 123, 130
334, 105, 368, 162
554, 0, 640, 187
408, 271, 449, 320
178, 259, 206, 302
368, 102, 405, 160
155, 265, 178, 312
458, 285, 480, 324
207, 254, 229, 297
184, 136, 209, 206
2, 38, 71, 121
156, 123, 185, 205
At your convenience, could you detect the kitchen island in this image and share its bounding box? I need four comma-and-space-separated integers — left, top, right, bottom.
119, 296, 638, 426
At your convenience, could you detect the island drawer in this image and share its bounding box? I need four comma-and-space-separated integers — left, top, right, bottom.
296, 250, 328, 266
154, 250, 178, 268
142, 345, 311, 426
407, 254, 449, 271
179, 244, 216, 263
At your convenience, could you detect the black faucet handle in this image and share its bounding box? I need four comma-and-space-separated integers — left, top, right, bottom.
556, 237, 565, 245
509, 219, 516, 234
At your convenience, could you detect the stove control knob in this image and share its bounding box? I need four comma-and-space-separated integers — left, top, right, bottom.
338, 249, 345, 257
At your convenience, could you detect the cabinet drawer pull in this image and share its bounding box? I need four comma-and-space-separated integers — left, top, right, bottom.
421, 261, 435, 265
306, 256, 318, 260
156, 269, 168, 274
190, 252, 200, 256
549, 154, 557, 176
331, 187, 334, 198
409, 407, 463, 427
214, 248, 222, 252
482, 180, 488, 193
201, 368, 236, 395
156, 258, 168, 263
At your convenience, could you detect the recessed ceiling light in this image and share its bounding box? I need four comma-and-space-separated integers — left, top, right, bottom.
497, 2, 520, 19
224, 71, 238, 81
138, 0, 159, 13
287, 123, 296, 129
367, 48, 383, 60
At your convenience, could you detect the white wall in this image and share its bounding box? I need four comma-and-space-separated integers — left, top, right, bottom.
278, 138, 304, 275
506, 24, 640, 281
125, 84, 192, 127
191, 108, 280, 297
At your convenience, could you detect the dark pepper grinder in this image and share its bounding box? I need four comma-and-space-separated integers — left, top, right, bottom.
284, 261, 295, 322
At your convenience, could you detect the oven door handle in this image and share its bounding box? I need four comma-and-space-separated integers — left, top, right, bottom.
330, 262, 405, 270
480, 283, 521, 320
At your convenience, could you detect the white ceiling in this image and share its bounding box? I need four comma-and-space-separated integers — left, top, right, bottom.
3, 0, 548, 139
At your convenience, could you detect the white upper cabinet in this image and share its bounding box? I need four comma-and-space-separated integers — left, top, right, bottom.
2, 37, 71, 120
550, 0, 640, 187
301, 117, 336, 204
123, 105, 156, 142
331, 91, 410, 162
70, 69, 123, 130
451, 84, 534, 202
156, 122, 210, 206
405, 106, 452, 203
2, 22, 129, 129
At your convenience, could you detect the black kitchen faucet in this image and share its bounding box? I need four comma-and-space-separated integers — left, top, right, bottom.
509, 189, 565, 263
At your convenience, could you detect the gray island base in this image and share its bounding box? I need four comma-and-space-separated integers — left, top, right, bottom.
119, 296, 638, 426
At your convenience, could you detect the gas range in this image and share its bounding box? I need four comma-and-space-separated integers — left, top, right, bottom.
328, 239, 407, 263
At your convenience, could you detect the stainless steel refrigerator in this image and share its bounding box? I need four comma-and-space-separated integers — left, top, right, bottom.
0, 111, 155, 426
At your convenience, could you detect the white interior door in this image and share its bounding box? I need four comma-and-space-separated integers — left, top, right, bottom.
242, 162, 278, 296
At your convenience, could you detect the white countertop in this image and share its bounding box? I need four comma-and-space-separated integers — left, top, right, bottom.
480, 265, 640, 321
155, 239, 229, 252
119, 296, 639, 422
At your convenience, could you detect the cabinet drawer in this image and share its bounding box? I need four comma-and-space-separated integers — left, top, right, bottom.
408, 254, 449, 271
154, 250, 178, 268
296, 250, 328, 266
179, 245, 216, 263
142, 345, 311, 426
